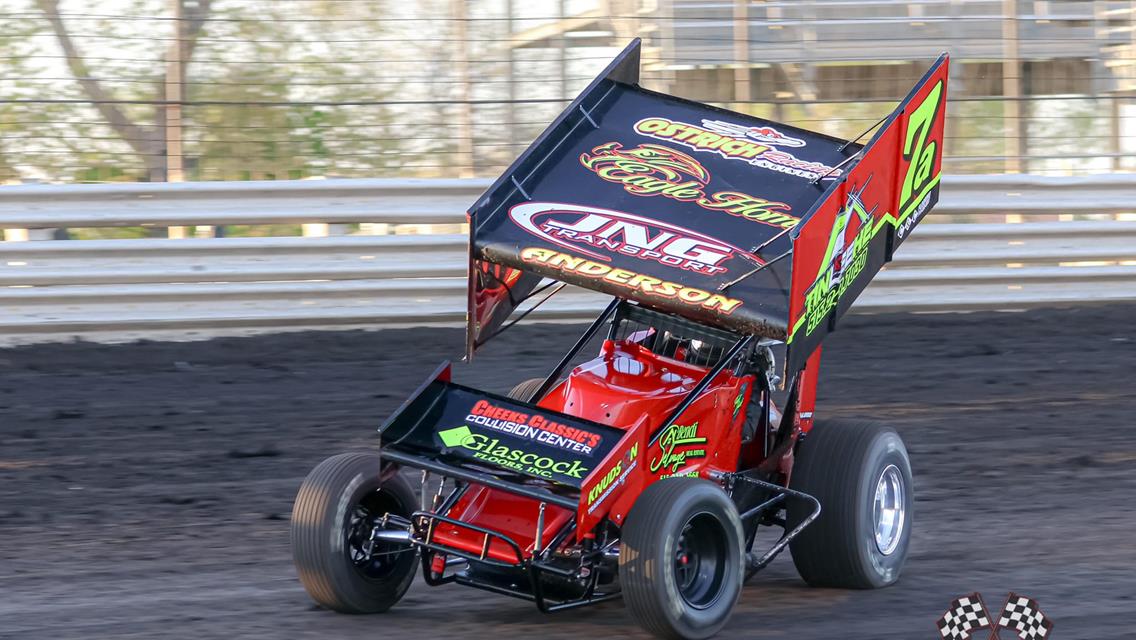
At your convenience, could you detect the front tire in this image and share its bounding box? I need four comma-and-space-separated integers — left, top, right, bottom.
291, 452, 417, 613
620, 478, 745, 640
787, 419, 913, 589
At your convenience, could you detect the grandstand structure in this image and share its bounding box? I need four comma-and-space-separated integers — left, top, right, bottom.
503, 0, 1136, 173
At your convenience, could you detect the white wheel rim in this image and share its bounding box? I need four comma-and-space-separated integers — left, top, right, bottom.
872, 464, 906, 556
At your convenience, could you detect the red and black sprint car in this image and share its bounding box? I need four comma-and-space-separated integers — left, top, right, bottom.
290, 40, 949, 639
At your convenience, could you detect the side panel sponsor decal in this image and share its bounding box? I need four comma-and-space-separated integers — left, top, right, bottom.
438, 424, 590, 483
696, 191, 799, 229
464, 399, 602, 455
509, 201, 763, 275
700, 119, 807, 148
380, 384, 624, 488
578, 142, 798, 229
899, 79, 945, 225
577, 418, 649, 534
732, 381, 748, 419
785, 55, 948, 375
580, 142, 709, 202
584, 441, 639, 512
800, 178, 876, 337
520, 246, 745, 314
634, 116, 841, 181
650, 422, 708, 478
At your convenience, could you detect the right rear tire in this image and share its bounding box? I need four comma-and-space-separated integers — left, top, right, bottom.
787, 419, 913, 589
291, 452, 417, 613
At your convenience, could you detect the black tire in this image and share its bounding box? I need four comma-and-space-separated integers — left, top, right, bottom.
787, 419, 913, 589
291, 452, 417, 613
620, 478, 745, 640
507, 377, 545, 402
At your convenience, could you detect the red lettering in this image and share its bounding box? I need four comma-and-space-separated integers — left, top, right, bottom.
471, 400, 492, 417
472, 401, 528, 423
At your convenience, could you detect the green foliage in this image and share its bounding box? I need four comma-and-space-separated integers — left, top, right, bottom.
67, 226, 153, 240
220, 224, 305, 237
0, 0, 412, 183
0, 0, 1122, 183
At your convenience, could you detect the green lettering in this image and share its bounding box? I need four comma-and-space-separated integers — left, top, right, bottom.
437, 425, 589, 480
900, 80, 943, 215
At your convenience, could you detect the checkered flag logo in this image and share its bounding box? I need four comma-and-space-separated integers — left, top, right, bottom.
997, 592, 1054, 639
937, 593, 992, 639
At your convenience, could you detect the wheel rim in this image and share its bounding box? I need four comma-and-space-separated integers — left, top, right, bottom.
872, 464, 906, 556
673, 512, 728, 609
346, 489, 412, 580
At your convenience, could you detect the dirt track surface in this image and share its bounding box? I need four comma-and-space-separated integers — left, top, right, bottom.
2, 304, 1135, 639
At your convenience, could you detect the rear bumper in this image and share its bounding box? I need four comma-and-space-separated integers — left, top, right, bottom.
409, 508, 527, 568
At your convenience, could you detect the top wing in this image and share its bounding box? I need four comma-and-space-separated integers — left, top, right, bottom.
465, 39, 949, 385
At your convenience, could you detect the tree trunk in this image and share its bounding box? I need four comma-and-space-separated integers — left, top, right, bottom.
37, 0, 213, 181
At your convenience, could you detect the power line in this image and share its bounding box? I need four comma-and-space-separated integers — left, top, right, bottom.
5, 31, 1126, 45
0, 97, 571, 106
0, 10, 1113, 24
0, 75, 600, 87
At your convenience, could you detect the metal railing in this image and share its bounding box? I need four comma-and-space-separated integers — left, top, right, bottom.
0, 175, 1132, 343
3, 174, 1136, 229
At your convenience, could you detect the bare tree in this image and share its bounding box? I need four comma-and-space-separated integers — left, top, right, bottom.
37, 0, 213, 181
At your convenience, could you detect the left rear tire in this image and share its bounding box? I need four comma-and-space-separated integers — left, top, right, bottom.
507, 377, 545, 402
291, 452, 417, 613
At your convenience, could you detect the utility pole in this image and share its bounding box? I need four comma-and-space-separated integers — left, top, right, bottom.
506, 0, 517, 149
733, 0, 751, 106
165, 0, 190, 239
1002, 0, 1026, 173
166, 0, 185, 184
453, 0, 475, 178
559, 0, 568, 101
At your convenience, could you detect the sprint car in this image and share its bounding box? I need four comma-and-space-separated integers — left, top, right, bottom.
290, 40, 949, 639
